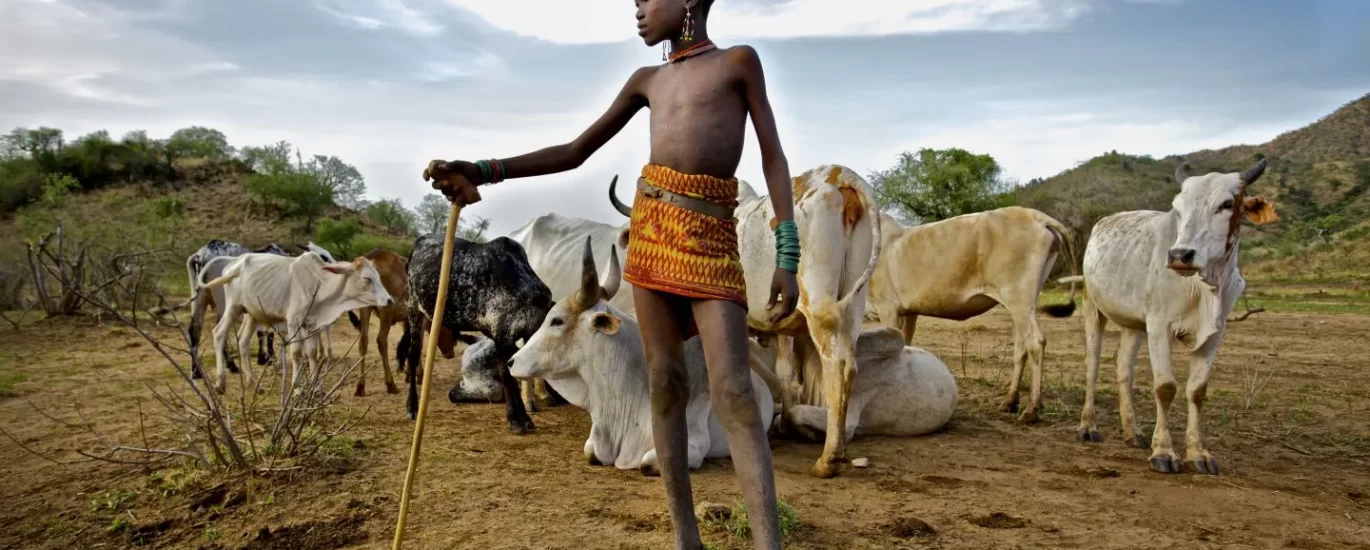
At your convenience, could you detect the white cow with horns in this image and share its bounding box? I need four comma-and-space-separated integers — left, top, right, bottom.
509, 239, 778, 474
197, 251, 394, 394
1068, 157, 1278, 475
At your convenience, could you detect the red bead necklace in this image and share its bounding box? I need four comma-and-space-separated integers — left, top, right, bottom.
667, 39, 716, 63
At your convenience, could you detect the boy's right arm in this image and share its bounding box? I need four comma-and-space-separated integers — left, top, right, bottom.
427, 67, 654, 202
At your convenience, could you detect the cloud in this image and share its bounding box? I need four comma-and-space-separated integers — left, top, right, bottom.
440, 0, 1094, 44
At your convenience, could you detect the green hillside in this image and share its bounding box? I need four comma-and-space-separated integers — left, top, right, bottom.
1015, 93, 1370, 283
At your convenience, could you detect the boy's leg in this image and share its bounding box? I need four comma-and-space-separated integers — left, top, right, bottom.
692, 299, 782, 550
634, 286, 702, 549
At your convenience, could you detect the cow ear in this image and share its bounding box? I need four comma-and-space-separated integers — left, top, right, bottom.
1243, 197, 1278, 225
322, 262, 356, 275
617, 228, 630, 251
591, 312, 621, 335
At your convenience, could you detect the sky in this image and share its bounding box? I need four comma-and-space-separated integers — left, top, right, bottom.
2, 0, 1367, 237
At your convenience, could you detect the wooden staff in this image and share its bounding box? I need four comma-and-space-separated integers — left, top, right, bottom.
392, 166, 480, 549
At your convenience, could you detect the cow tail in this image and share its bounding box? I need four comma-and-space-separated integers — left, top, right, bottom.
347, 311, 361, 330
837, 175, 883, 308
1038, 216, 1079, 318
153, 254, 201, 316
198, 257, 241, 290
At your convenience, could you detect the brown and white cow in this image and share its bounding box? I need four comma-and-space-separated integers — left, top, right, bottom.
611, 164, 883, 478
865, 206, 1078, 423
1069, 158, 1277, 475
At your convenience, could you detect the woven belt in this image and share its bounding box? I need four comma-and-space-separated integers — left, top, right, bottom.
637, 177, 735, 219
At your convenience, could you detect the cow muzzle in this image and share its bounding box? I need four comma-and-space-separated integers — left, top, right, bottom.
1166, 248, 1199, 275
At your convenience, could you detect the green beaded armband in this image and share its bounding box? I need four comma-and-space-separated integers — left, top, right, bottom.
774, 220, 800, 273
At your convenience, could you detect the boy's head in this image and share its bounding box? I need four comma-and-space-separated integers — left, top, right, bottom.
636, 0, 714, 46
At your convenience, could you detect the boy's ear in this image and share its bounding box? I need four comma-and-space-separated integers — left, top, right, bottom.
591, 312, 621, 335
1243, 197, 1278, 225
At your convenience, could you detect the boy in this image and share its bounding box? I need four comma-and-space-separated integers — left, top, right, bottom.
425, 1, 798, 547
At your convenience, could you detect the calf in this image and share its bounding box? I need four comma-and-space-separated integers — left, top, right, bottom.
509, 240, 778, 474
343, 248, 411, 396
756, 327, 957, 443
399, 233, 553, 433
1071, 158, 1278, 475
198, 251, 394, 394
865, 207, 1078, 424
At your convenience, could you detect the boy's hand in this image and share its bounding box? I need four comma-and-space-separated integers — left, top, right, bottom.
766, 268, 799, 324
423, 160, 483, 206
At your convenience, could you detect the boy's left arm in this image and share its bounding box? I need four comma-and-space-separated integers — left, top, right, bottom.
730, 45, 798, 323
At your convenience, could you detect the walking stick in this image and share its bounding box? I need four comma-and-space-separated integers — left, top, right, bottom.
392, 166, 479, 549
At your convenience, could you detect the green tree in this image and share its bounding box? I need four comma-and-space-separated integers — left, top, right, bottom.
458, 216, 491, 242
415, 193, 449, 234
314, 218, 361, 259
165, 126, 232, 160
868, 147, 1013, 223
242, 169, 333, 232
366, 198, 413, 235
304, 155, 366, 210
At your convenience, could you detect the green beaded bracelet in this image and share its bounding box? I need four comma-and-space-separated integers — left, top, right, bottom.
474, 160, 493, 184
774, 220, 800, 273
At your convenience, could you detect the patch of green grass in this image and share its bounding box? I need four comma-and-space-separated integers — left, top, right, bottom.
204, 527, 222, 541
42, 516, 72, 537
716, 499, 801, 540
147, 462, 203, 497
107, 515, 132, 534
0, 373, 28, 396
87, 490, 136, 513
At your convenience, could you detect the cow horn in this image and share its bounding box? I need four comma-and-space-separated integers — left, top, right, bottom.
600, 245, 621, 300
576, 235, 600, 310
1174, 161, 1189, 184
608, 175, 632, 218
1240, 157, 1268, 186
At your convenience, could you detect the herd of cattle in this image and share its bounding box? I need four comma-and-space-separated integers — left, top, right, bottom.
158, 158, 1277, 478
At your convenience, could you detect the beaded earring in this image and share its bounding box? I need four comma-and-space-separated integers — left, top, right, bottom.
682, 4, 694, 43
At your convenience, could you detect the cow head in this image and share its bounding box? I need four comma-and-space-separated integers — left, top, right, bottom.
322, 256, 395, 308
255, 243, 289, 256
1167, 157, 1278, 278
510, 236, 627, 381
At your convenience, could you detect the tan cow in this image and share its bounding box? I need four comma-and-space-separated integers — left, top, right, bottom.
866, 206, 1078, 423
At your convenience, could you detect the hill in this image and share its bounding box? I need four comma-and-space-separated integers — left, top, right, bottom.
1015, 92, 1370, 282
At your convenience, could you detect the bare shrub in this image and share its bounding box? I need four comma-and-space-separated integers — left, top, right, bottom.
0, 236, 367, 473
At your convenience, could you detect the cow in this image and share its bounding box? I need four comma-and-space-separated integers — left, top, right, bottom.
864, 207, 1079, 424
509, 240, 779, 474
610, 164, 882, 479
399, 233, 553, 433
342, 248, 412, 396
508, 178, 759, 318
1069, 158, 1277, 475
755, 327, 957, 443
153, 239, 289, 377
197, 251, 394, 394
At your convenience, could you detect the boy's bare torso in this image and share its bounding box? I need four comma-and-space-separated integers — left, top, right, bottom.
640, 48, 748, 181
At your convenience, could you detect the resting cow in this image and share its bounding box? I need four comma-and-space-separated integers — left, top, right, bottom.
1070, 158, 1277, 475
400, 233, 553, 432
510, 178, 758, 318
198, 251, 393, 394
610, 164, 882, 479
756, 327, 957, 443
865, 207, 1078, 423
509, 240, 778, 474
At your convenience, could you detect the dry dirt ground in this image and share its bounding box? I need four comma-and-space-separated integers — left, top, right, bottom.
2, 305, 1368, 550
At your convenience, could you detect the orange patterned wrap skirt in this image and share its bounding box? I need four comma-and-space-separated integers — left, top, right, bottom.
622, 164, 748, 309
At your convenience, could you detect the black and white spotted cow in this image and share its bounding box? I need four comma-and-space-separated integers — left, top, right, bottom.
400, 233, 553, 433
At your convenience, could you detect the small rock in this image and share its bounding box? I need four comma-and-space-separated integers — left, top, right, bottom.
852, 457, 871, 468
696, 502, 731, 522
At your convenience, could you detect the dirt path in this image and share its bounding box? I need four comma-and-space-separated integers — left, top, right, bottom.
2, 308, 1368, 549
